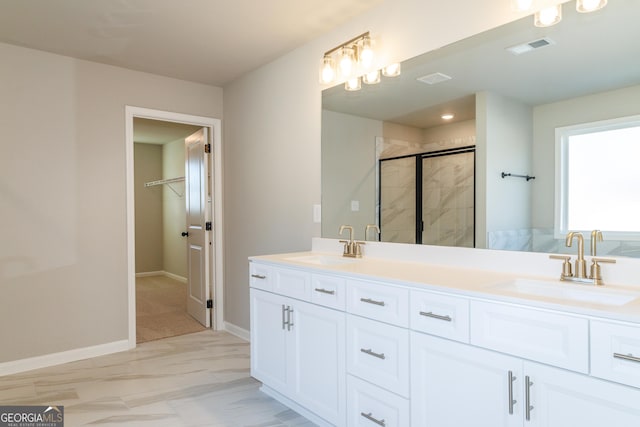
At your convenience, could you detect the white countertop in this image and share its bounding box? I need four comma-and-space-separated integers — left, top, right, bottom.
250, 248, 640, 324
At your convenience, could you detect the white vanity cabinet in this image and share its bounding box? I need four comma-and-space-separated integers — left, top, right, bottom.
250, 255, 640, 427
411, 332, 640, 427
411, 332, 523, 427
249, 264, 346, 427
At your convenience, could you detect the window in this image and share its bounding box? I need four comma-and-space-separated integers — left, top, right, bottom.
555, 115, 640, 239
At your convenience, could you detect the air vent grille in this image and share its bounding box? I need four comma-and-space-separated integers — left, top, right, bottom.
506, 37, 555, 55
417, 72, 452, 85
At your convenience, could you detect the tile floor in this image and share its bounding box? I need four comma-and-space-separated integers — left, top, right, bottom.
0, 331, 315, 426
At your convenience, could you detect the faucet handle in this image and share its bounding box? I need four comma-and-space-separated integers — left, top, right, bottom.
339, 240, 351, 256
589, 257, 616, 286
354, 241, 365, 257
549, 254, 573, 279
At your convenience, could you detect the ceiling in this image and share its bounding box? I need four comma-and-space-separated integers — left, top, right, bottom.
322, 1, 640, 129
0, 0, 383, 87
133, 118, 202, 144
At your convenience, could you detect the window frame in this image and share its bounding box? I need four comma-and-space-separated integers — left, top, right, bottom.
554, 114, 640, 240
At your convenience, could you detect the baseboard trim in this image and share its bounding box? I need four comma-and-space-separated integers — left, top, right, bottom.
223, 322, 250, 342
0, 339, 130, 377
135, 271, 187, 283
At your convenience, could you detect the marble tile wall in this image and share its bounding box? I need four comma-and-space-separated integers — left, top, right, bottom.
379, 143, 475, 248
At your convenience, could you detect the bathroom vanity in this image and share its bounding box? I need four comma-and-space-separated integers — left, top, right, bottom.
249, 239, 640, 427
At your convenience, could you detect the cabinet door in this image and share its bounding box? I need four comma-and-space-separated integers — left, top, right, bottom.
525, 361, 640, 427
411, 332, 522, 427
250, 289, 289, 392
290, 300, 346, 426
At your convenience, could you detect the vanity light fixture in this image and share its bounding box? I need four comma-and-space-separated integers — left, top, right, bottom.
534, 4, 562, 27
576, 0, 607, 13
382, 63, 401, 77
345, 76, 362, 91
363, 69, 381, 85
319, 31, 401, 91
513, 0, 534, 11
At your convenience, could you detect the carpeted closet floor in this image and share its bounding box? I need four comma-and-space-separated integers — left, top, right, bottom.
136, 275, 206, 343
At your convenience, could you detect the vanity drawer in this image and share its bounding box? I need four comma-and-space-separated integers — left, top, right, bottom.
346, 314, 409, 397
410, 289, 470, 342
272, 267, 311, 301
470, 300, 589, 373
310, 273, 346, 310
591, 320, 640, 388
347, 375, 409, 427
346, 279, 409, 327
249, 262, 272, 291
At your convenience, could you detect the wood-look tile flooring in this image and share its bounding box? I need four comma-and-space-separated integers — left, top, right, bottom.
0, 331, 315, 426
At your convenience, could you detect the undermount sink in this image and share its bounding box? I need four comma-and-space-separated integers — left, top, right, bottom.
493, 278, 639, 306
284, 254, 359, 266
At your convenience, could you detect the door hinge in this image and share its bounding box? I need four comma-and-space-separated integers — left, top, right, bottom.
207, 299, 213, 309
204, 143, 211, 153
205, 221, 212, 231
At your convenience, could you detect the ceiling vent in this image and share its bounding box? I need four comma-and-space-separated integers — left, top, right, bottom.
506, 37, 555, 55
417, 72, 452, 85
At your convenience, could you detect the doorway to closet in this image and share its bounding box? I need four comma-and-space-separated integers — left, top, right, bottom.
133, 118, 204, 343
126, 107, 224, 348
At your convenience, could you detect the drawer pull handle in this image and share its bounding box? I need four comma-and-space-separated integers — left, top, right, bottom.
360, 412, 386, 426
314, 288, 335, 295
419, 311, 452, 322
614, 353, 640, 363
251, 274, 266, 279
508, 370, 517, 415
360, 297, 385, 306
360, 348, 386, 360
525, 376, 534, 421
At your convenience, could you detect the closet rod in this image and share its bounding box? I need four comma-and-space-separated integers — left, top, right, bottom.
144, 176, 185, 187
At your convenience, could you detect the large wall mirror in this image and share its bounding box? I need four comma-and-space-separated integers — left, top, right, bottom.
321, 0, 640, 257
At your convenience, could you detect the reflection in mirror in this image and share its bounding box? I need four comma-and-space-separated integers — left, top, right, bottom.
321, 1, 640, 256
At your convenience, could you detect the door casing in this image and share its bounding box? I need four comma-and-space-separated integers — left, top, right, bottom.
125, 106, 223, 348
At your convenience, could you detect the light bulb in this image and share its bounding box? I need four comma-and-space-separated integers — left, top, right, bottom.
576, 0, 607, 13
345, 77, 361, 91
514, 0, 534, 11
339, 46, 355, 78
534, 4, 562, 27
320, 56, 336, 84
359, 36, 374, 69
363, 70, 380, 85
441, 114, 454, 120
382, 63, 401, 77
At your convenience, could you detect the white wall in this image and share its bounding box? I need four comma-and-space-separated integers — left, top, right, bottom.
321, 110, 381, 240
0, 42, 222, 364
223, 0, 561, 330
162, 139, 187, 279
477, 91, 533, 248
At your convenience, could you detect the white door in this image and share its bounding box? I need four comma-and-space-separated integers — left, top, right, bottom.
411, 332, 522, 427
185, 128, 211, 327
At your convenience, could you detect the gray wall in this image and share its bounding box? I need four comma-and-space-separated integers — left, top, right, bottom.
162, 139, 187, 279
0, 41, 222, 363
532, 84, 640, 229
134, 143, 164, 273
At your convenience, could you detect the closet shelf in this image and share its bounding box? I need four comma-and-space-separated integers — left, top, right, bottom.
144, 177, 185, 187
144, 177, 185, 197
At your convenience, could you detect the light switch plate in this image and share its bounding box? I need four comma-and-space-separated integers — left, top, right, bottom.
351, 200, 360, 211
313, 204, 322, 223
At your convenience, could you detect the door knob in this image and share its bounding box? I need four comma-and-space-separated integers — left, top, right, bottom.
181, 231, 189, 237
